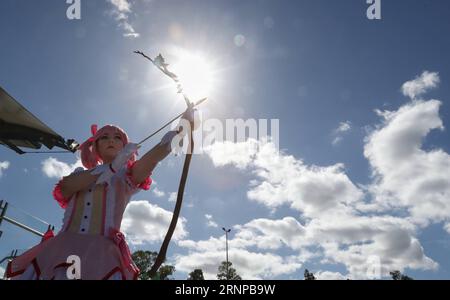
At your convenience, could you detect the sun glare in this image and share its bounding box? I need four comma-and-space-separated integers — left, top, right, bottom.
170, 50, 215, 101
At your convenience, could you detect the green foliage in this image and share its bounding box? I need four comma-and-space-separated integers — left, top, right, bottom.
131, 250, 176, 280
390, 270, 414, 280
187, 269, 205, 280
304, 269, 316, 280
217, 261, 242, 280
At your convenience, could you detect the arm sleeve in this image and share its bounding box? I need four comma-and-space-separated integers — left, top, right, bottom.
52, 167, 85, 209
123, 160, 152, 195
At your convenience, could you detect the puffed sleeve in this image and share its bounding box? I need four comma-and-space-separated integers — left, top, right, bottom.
52, 167, 85, 209
124, 160, 152, 195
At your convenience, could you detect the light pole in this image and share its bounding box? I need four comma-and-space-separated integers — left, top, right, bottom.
222, 227, 231, 280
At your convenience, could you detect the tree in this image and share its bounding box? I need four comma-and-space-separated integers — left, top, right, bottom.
304, 269, 316, 280
187, 269, 205, 280
217, 261, 242, 280
390, 270, 413, 280
131, 250, 176, 280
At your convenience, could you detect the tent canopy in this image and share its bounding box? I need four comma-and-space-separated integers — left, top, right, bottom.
0, 86, 78, 154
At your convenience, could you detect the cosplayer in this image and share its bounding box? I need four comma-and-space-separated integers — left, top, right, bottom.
5, 109, 195, 280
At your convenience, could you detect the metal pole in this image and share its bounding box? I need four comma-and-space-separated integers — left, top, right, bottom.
0, 200, 52, 238
0, 200, 8, 226
0, 200, 7, 241
0, 216, 44, 237
222, 227, 231, 279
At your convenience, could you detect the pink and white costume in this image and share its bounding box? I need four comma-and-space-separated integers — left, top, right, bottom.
6, 161, 151, 280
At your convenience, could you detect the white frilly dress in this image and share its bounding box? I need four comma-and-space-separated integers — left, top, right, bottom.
6, 161, 151, 280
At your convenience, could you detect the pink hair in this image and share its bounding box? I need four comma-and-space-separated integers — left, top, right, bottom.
79, 124, 135, 169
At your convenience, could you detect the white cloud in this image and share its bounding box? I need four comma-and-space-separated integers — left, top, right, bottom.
175, 238, 303, 279
152, 187, 165, 198
174, 71, 444, 279
231, 214, 436, 279
332, 121, 352, 145
307, 215, 437, 279
176, 211, 436, 279
201, 111, 438, 278
41, 158, 83, 178
332, 136, 343, 146
233, 217, 306, 250
444, 223, 450, 234
337, 121, 351, 133
178, 236, 224, 252
149, 180, 165, 197
107, 0, 140, 38
315, 271, 348, 280
0, 161, 10, 177
204, 139, 259, 170
109, 0, 131, 12
402, 71, 439, 100
168, 192, 177, 202
364, 99, 450, 226
249, 141, 363, 218
122, 200, 188, 245
205, 214, 218, 228
209, 139, 362, 216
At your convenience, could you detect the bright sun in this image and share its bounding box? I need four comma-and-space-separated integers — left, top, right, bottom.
170, 50, 215, 101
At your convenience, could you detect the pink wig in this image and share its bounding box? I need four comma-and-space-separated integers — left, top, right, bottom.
79, 124, 135, 169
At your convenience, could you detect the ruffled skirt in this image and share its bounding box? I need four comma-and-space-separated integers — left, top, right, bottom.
6, 231, 138, 280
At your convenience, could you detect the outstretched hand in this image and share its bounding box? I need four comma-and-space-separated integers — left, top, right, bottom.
181, 106, 196, 125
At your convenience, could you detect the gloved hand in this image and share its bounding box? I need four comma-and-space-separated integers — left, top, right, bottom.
182, 106, 196, 124
91, 143, 140, 184
160, 130, 183, 153
159, 107, 201, 154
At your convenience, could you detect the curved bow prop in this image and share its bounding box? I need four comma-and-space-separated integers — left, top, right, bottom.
134, 50, 205, 278
148, 118, 193, 278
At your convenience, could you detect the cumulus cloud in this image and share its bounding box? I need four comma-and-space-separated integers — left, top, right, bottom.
122, 200, 188, 245
205, 214, 218, 228
444, 223, 450, 234
168, 192, 177, 202
401, 71, 439, 100
332, 121, 352, 145
177, 212, 435, 279
315, 271, 348, 280
152, 187, 165, 198
243, 142, 363, 218
196, 81, 444, 277
107, 0, 140, 38
211, 139, 363, 218
0, 161, 10, 177
41, 158, 83, 178
310, 215, 437, 278
364, 98, 450, 226
204, 139, 259, 170
109, 0, 130, 12
178, 209, 436, 279
173, 71, 444, 279
233, 217, 306, 251
176, 237, 304, 279
337, 121, 351, 132
229, 214, 435, 279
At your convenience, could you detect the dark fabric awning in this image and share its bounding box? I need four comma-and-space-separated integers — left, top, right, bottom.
0, 86, 78, 154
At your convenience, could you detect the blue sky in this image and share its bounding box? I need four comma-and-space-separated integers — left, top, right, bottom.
1, 0, 450, 279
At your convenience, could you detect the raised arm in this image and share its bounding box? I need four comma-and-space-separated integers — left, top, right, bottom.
130, 141, 171, 185
60, 138, 171, 198
131, 108, 195, 185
